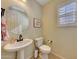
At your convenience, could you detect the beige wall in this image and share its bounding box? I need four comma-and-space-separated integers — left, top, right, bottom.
42, 0, 77, 59
1, 0, 42, 59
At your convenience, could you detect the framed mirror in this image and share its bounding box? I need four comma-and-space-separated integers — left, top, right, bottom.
6, 6, 29, 35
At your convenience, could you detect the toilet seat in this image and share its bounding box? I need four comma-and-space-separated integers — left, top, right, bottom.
39, 45, 51, 54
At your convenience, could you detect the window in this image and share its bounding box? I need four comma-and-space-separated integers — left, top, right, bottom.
58, 2, 77, 27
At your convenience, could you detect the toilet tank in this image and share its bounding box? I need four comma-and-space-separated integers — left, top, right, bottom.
34, 37, 43, 47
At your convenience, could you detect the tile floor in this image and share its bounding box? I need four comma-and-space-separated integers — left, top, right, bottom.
48, 53, 61, 59
31, 53, 60, 59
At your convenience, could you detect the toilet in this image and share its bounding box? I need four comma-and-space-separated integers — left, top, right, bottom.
34, 37, 51, 59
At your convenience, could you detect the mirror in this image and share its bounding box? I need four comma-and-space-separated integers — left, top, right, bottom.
6, 6, 29, 35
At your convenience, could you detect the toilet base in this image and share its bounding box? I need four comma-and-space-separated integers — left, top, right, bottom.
41, 53, 48, 59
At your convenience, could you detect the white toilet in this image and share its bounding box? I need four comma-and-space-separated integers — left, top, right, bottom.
34, 37, 51, 59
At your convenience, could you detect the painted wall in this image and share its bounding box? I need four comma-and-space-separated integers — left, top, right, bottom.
42, 0, 77, 59
1, 0, 42, 59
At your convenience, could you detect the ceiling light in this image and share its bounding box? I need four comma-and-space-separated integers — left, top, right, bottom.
22, 0, 26, 2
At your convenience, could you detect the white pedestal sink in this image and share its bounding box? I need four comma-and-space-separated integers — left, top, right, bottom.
3, 39, 33, 59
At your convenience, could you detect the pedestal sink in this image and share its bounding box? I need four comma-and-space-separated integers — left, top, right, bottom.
3, 39, 33, 59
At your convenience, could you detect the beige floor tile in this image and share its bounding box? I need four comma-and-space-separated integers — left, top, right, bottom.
31, 53, 60, 59
48, 53, 60, 59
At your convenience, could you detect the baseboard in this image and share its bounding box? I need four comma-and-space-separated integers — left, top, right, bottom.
51, 52, 66, 59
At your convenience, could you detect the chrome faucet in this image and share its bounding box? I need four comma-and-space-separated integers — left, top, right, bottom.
17, 34, 23, 42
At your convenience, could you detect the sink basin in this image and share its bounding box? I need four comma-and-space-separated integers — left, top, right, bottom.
3, 39, 33, 52
3, 39, 34, 59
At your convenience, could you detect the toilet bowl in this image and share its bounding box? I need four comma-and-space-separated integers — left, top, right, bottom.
39, 45, 51, 54
39, 45, 51, 59
34, 37, 51, 59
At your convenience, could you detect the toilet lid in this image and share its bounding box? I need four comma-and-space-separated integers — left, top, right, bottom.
39, 45, 51, 52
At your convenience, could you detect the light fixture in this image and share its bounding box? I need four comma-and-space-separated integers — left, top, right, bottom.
22, 0, 26, 2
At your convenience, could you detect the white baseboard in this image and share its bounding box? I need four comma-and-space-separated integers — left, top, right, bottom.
51, 52, 66, 59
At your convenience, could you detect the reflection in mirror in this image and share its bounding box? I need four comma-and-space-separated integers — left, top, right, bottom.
6, 6, 29, 37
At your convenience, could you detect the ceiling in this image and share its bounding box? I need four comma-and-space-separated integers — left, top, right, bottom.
35, 0, 50, 6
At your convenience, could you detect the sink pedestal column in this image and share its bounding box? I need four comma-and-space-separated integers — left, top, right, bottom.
41, 53, 48, 59
17, 49, 25, 59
